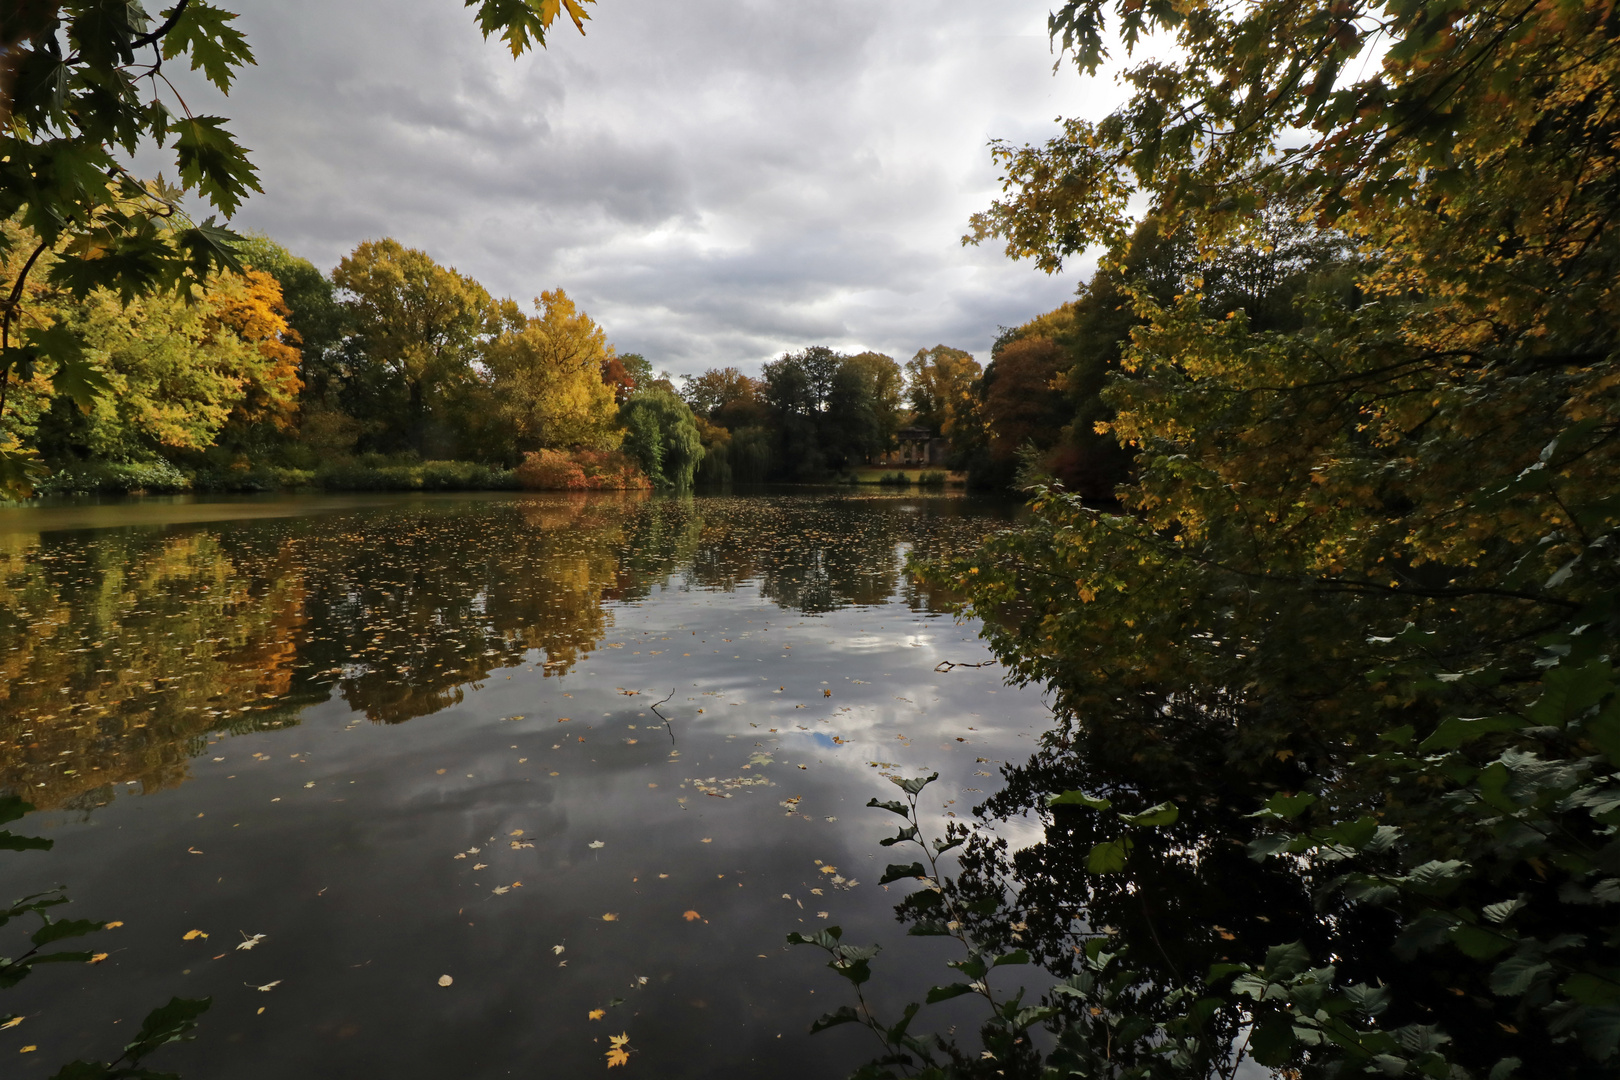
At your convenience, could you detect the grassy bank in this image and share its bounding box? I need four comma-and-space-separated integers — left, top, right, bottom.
26, 459, 522, 497
843, 467, 965, 487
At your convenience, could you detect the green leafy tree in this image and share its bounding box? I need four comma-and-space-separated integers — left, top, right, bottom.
619, 384, 703, 488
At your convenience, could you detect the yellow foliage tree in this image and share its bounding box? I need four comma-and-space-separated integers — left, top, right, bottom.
6, 255, 304, 463
484, 289, 622, 455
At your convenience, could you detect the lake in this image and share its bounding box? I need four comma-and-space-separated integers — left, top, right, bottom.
0, 490, 1052, 1077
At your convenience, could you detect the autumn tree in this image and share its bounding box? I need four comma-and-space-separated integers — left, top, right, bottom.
682, 366, 767, 427
825, 351, 904, 467
903, 345, 979, 438
331, 239, 498, 457
18, 267, 302, 465
482, 288, 622, 460
829, 3, 1620, 1077
0, 0, 597, 496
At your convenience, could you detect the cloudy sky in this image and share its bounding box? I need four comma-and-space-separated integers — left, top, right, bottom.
189, 0, 1125, 377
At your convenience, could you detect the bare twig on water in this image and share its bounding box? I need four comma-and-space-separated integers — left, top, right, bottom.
650, 688, 676, 741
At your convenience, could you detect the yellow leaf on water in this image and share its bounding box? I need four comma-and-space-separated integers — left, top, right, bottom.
510, 830, 524, 836
87, 953, 108, 964
588, 1009, 605, 1020
682, 910, 701, 922
606, 1032, 631, 1068
438, 975, 453, 987
602, 913, 618, 921
0, 1017, 22, 1030
182, 929, 208, 941
104, 921, 124, 929
20, 1045, 37, 1053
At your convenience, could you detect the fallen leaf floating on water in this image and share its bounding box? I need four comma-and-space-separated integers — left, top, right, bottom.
237, 933, 266, 951
552, 945, 565, 955
473, 863, 488, 870
104, 921, 123, 929
438, 975, 453, 987
588, 1009, 605, 1021
303, 781, 314, 789
606, 1033, 631, 1068
182, 929, 208, 941
510, 830, 524, 836
588, 840, 605, 849
88, 952, 108, 964
491, 886, 509, 895
0, 1017, 21, 1030
602, 913, 619, 921
253, 980, 281, 992
453, 853, 467, 860
682, 910, 702, 922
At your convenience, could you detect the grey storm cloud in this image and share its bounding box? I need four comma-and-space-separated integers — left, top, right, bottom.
189, 0, 1125, 375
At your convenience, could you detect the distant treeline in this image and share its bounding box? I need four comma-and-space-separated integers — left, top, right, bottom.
4, 217, 1345, 497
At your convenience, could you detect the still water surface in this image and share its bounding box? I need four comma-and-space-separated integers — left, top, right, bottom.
0, 491, 1050, 1077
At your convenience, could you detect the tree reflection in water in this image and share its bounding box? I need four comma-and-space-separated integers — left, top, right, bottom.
0, 492, 1010, 811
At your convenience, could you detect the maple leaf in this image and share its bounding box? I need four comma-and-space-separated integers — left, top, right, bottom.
162, 1, 256, 91
682, 910, 701, 922
491, 885, 510, 895
606, 1032, 631, 1068
236, 933, 266, 951
588, 1008, 605, 1020
182, 929, 208, 941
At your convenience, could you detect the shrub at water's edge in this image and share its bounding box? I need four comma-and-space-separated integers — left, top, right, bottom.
515, 449, 652, 491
